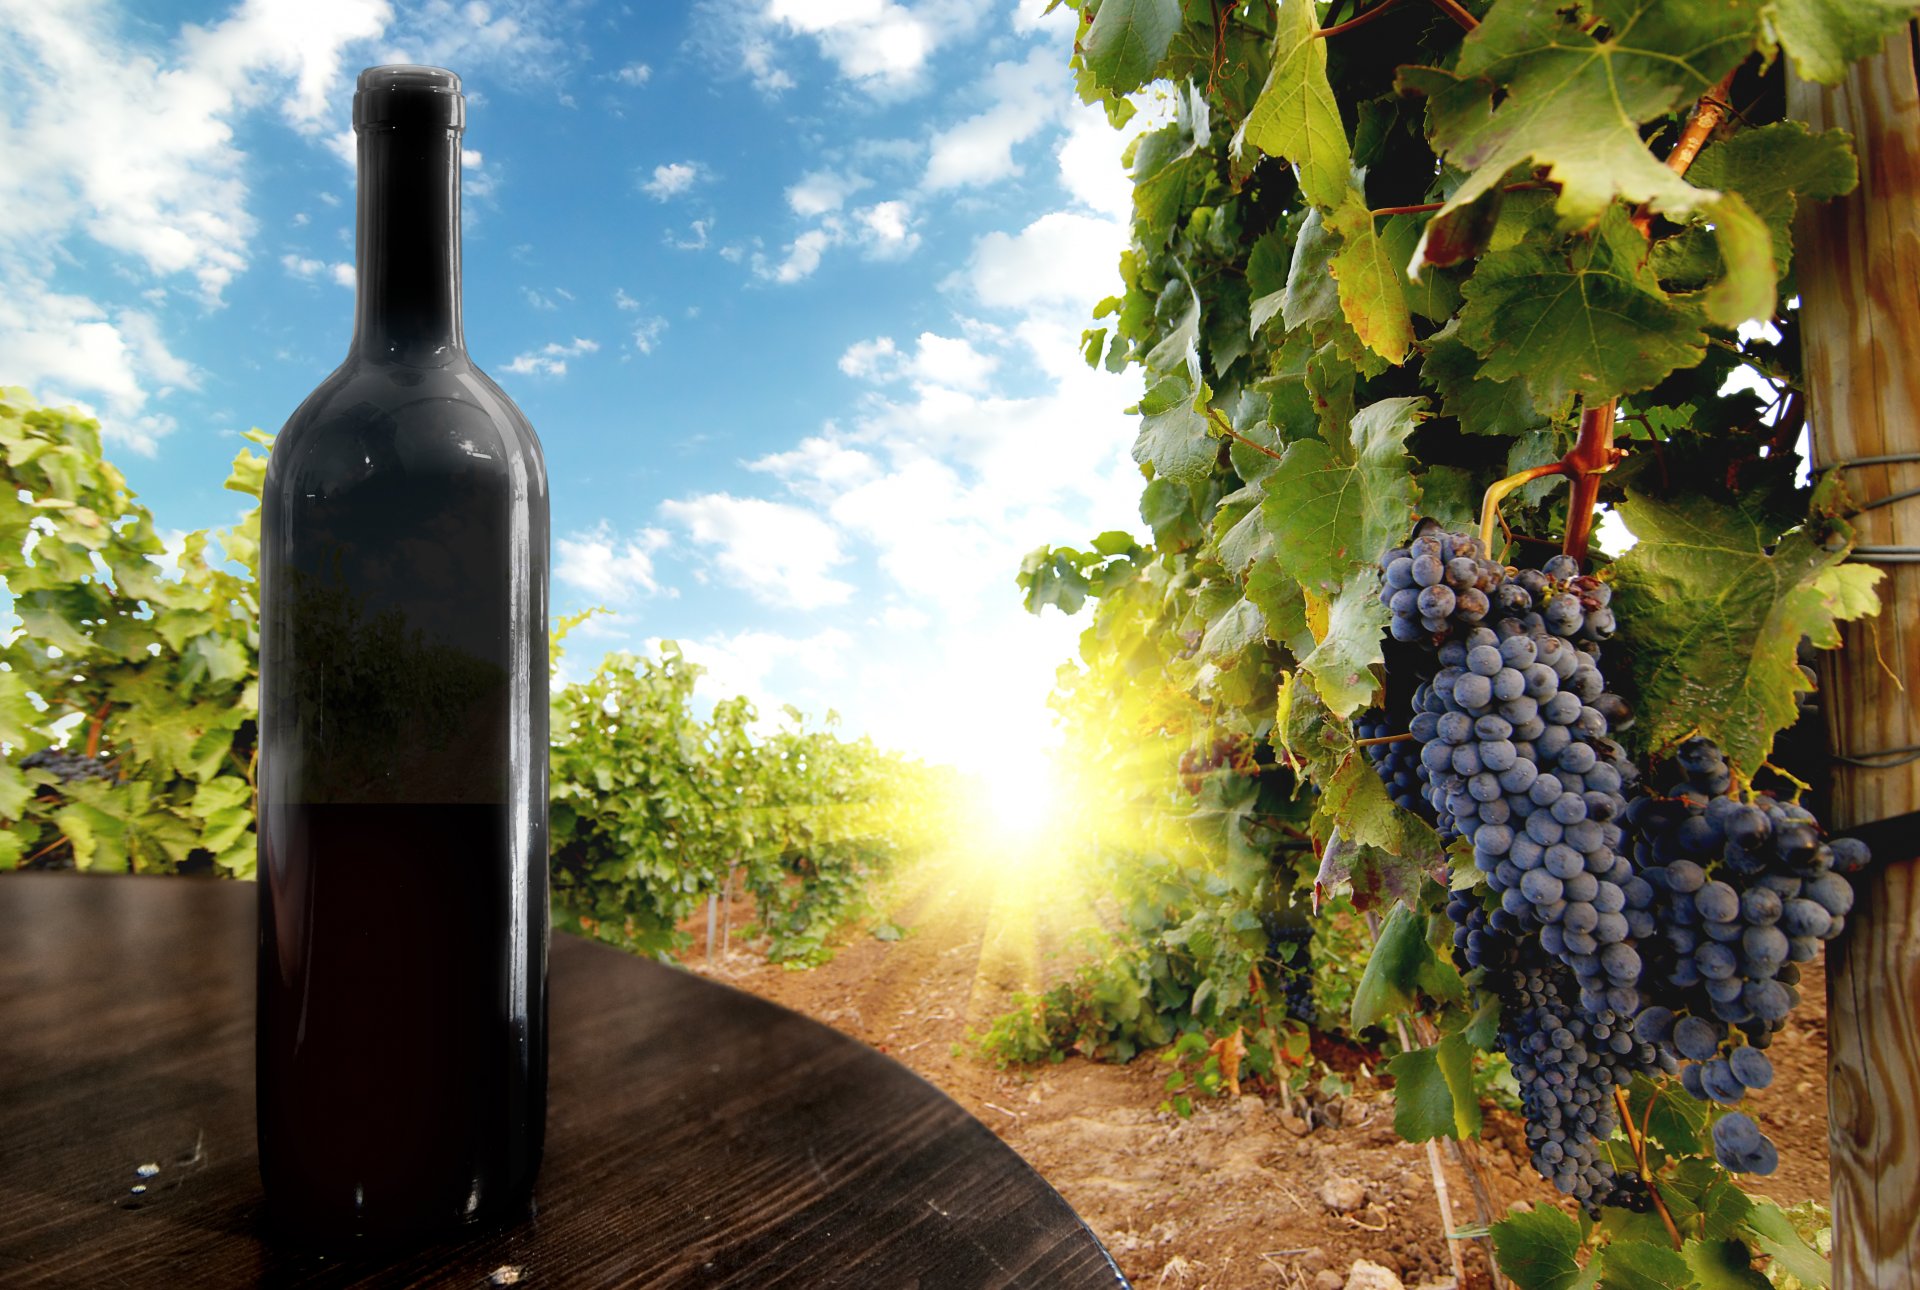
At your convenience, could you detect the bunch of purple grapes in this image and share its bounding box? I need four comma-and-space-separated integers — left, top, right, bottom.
1625, 735, 1867, 1174
1379, 526, 1662, 1202
1381, 532, 1647, 1011
1371, 523, 1870, 1196
19, 747, 121, 784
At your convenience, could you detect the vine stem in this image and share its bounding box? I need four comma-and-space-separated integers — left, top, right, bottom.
1556, 65, 1741, 562
1612, 1086, 1685, 1250
1207, 407, 1284, 461
1479, 462, 1570, 554
1559, 402, 1618, 562
1314, 0, 1403, 39
1631, 66, 1742, 237
1371, 180, 1551, 219
1428, 0, 1477, 29
83, 698, 111, 760
1353, 731, 1414, 747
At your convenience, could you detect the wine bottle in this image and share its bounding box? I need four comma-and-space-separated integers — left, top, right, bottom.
255, 65, 550, 1246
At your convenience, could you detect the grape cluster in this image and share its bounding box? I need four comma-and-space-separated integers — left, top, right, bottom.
1380, 528, 1663, 1202
1624, 735, 1867, 1173
1382, 534, 1647, 1009
20, 747, 122, 784
1264, 920, 1318, 1025
1178, 734, 1246, 796
1356, 711, 1433, 823
1375, 524, 1871, 1199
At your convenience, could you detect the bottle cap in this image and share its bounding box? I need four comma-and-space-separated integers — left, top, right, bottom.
353, 65, 464, 131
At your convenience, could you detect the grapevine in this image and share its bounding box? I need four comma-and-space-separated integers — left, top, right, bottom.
1013, 0, 1915, 1279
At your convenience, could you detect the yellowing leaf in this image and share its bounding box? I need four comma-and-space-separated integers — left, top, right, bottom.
1236, 0, 1349, 210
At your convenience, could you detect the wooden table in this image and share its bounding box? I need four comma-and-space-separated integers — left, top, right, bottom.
0, 874, 1127, 1287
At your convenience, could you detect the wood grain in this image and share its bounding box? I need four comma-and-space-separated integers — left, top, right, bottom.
1788, 24, 1920, 1289
0, 873, 1128, 1288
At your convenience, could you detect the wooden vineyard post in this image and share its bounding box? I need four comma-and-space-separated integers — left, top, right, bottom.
1788, 24, 1920, 1287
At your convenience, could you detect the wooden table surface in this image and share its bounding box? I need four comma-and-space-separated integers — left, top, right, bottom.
0, 874, 1128, 1288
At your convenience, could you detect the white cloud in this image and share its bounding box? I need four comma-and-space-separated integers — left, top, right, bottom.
556, 522, 671, 600
658, 493, 855, 610
838, 337, 899, 379
836, 331, 994, 388
612, 61, 652, 86
669, 218, 711, 250
501, 336, 599, 376
283, 254, 327, 280
754, 199, 917, 282
671, 626, 855, 716
758, 224, 839, 283
640, 161, 701, 201
614, 287, 639, 310
854, 200, 917, 257
923, 45, 1063, 190
0, 285, 198, 455
0, 0, 388, 303
631, 316, 668, 353
331, 262, 355, 288
968, 210, 1126, 311
765, 0, 936, 91
1055, 100, 1140, 222
787, 168, 868, 217
522, 286, 560, 311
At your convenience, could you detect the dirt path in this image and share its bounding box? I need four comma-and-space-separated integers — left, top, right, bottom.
678, 850, 1832, 1289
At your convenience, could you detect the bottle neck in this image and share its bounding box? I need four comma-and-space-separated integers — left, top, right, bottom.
351, 124, 465, 365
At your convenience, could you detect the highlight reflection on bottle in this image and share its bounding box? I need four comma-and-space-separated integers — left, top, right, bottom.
255, 64, 550, 1245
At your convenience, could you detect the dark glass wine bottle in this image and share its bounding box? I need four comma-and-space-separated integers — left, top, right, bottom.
256, 65, 549, 1246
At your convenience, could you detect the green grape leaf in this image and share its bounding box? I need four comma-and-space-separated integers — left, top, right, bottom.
1610, 489, 1883, 773
1023, 551, 1091, 615
1766, 0, 1920, 82
1680, 1238, 1768, 1290
1678, 122, 1858, 281
1081, 0, 1181, 95
1317, 740, 1445, 861
1215, 484, 1275, 577
1235, 0, 1349, 210
1247, 225, 1293, 335
1383, 213, 1464, 323
1491, 1203, 1591, 1290
1739, 1202, 1831, 1288
1261, 397, 1425, 597
1351, 901, 1463, 1030
1282, 207, 1343, 335
0, 669, 44, 751
0, 825, 26, 870
1418, 466, 1480, 536
1458, 208, 1709, 413
1133, 123, 1208, 247
1248, 559, 1314, 657
1133, 376, 1217, 485
1595, 1240, 1698, 1289
1423, 323, 1555, 436
1625, 1076, 1710, 1155
1402, 0, 1760, 231
0, 766, 32, 822
1200, 594, 1267, 666
1299, 573, 1388, 717
1658, 1159, 1754, 1241
1328, 187, 1416, 364
1385, 1031, 1483, 1141
1698, 192, 1774, 327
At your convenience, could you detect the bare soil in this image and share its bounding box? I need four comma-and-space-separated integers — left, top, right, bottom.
676, 852, 1832, 1289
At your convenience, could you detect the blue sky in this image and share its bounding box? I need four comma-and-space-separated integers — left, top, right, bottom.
1, 0, 1158, 790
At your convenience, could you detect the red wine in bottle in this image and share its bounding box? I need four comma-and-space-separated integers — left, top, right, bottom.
256, 65, 549, 1246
